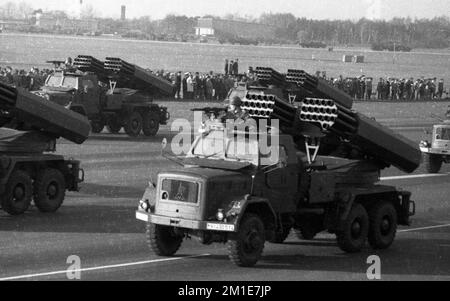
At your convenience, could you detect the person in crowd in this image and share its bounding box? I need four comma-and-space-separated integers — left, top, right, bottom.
224, 59, 229, 76
186, 73, 194, 100
438, 79, 445, 99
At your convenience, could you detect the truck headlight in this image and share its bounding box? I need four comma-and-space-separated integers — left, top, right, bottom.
420, 140, 430, 148
216, 209, 225, 221
139, 199, 150, 211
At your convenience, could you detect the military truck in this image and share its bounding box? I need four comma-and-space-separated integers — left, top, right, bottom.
0, 82, 90, 216
420, 121, 450, 173
135, 68, 421, 267
35, 56, 173, 137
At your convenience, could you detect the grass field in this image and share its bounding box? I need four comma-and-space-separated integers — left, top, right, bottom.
1, 33, 449, 84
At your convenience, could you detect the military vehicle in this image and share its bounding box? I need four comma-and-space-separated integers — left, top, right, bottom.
420, 120, 450, 173
136, 67, 421, 267
0, 82, 90, 215
36, 56, 174, 137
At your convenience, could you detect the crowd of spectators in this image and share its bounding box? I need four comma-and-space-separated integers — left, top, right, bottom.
316, 71, 448, 101
2, 64, 447, 102
0, 66, 53, 90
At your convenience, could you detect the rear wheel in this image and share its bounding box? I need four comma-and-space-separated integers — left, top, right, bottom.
336, 204, 369, 253
125, 112, 143, 137
147, 223, 183, 256
34, 168, 66, 213
368, 202, 397, 250
228, 214, 265, 267
295, 227, 318, 240
269, 225, 291, 244
1, 170, 33, 215
106, 118, 122, 134
424, 153, 442, 173
143, 112, 160, 137
90, 120, 104, 134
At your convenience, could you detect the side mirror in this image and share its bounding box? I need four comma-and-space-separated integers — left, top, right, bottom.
162, 138, 168, 151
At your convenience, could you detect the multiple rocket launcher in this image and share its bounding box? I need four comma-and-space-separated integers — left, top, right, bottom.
0, 82, 91, 144
242, 67, 422, 174
73, 55, 175, 96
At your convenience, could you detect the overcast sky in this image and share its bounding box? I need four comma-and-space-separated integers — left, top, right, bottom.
1, 0, 449, 20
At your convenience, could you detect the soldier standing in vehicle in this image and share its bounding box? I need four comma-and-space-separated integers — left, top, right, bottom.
222, 96, 249, 122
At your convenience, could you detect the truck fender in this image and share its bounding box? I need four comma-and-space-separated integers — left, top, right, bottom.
226, 197, 277, 232
69, 105, 87, 117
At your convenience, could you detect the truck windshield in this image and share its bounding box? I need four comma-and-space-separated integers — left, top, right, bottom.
191, 130, 259, 164
46, 75, 63, 87
46, 75, 77, 89
435, 127, 450, 140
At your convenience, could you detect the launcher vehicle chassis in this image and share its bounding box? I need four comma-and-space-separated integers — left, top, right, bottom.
0, 82, 90, 216
37, 56, 173, 137
135, 66, 421, 267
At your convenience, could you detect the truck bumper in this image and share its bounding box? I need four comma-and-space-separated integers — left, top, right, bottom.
135, 211, 236, 232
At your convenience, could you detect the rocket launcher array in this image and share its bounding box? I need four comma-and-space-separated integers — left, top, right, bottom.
105, 57, 175, 96
0, 82, 91, 144
242, 92, 296, 126
248, 67, 421, 173
73, 55, 110, 83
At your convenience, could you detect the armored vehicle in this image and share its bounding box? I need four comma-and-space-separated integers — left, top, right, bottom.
136, 68, 421, 267
420, 121, 450, 173
36, 56, 173, 137
0, 82, 89, 215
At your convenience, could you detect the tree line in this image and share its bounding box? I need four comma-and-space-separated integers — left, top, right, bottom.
1, 2, 449, 49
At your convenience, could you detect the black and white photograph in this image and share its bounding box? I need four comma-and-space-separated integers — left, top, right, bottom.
0, 0, 449, 285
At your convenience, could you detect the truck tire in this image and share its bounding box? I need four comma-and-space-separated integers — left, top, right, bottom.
106, 119, 122, 134
143, 112, 160, 137
228, 214, 265, 267
1, 170, 33, 216
91, 121, 104, 134
146, 223, 183, 256
34, 168, 66, 213
368, 202, 397, 250
424, 153, 442, 173
336, 203, 369, 253
125, 112, 143, 137
295, 227, 318, 240
269, 225, 291, 244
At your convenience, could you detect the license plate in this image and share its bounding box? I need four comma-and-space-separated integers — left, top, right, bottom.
206, 223, 235, 232
136, 211, 149, 222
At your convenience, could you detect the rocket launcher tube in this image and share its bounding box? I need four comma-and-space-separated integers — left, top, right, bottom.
349, 113, 421, 173
0, 83, 91, 144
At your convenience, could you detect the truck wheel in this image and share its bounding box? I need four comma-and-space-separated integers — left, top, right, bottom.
336, 204, 369, 253
143, 112, 160, 137
106, 120, 122, 134
125, 112, 143, 137
1, 171, 33, 215
424, 153, 442, 173
91, 121, 104, 134
146, 223, 183, 256
269, 225, 291, 244
368, 202, 397, 250
34, 169, 66, 213
228, 214, 265, 267
295, 227, 318, 240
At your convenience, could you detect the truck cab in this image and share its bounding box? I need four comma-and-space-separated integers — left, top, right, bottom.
420, 121, 450, 173
37, 71, 102, 116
